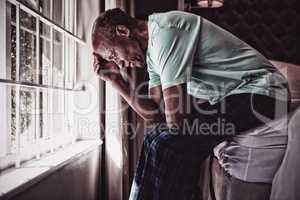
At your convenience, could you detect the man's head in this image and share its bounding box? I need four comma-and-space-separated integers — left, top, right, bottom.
92, 8, 146, 68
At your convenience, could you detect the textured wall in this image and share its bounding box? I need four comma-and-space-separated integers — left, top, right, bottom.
190, 0, 300, 64
134, 0, 177, 19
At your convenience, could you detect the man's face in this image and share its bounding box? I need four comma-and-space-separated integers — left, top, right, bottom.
93, 33, 145, 69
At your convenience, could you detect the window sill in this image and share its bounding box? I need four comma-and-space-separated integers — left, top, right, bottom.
0, 139, 102, 199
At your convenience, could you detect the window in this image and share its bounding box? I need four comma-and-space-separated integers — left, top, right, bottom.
0, 0, 84, 171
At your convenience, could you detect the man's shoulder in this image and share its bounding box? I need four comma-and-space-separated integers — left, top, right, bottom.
149, 10, 201, 31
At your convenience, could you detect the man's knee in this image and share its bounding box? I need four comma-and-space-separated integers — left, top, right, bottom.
149, 131, 176, 153
144, 129, 161, 148
143, 125, 170, 147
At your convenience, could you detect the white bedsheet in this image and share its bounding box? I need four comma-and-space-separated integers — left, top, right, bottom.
214, 115, 289, 183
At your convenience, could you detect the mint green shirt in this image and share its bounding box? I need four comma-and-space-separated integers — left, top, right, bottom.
147, 11, 289, 105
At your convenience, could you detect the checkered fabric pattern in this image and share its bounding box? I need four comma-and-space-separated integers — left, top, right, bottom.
129, 127, 223, 200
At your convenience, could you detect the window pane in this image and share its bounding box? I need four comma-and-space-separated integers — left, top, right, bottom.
10, 87, 36, 152
53, 0, 64, 26
19, 87, 36, 148
39, 21, 51, 85
10, 86, 16, 154
19, 9, 37, 83
37, 91, 44, 139
52, 90, 65, 136
53, 29, 63, 87
64, 0, 76, 34
42, 90, 51, 139
10, 87, 36, 154
6, 2, 16, 81
19, 0, 39, 10
39, 0, 51, 19
0, 85, 11, 157
65, 38, 76, 89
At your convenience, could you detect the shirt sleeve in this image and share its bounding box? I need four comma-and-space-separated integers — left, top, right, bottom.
147, 54, 161, 88
154, 27, 200, 90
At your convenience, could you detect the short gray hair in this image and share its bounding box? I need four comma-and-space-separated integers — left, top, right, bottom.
92, 8, 137, 41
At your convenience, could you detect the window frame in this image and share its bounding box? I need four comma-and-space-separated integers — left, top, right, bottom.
0, 0, 85, 171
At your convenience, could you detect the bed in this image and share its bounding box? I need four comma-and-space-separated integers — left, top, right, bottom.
198, 61, 300, 200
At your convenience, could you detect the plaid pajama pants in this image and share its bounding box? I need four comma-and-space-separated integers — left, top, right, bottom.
129, 93, 289, 200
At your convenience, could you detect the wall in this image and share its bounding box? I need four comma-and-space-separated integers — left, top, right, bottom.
134, 0, 177, 19
6, 148, 101, 200
190, 0, 300, 65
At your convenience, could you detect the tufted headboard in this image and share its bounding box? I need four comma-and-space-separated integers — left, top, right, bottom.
190, 0, 300, 65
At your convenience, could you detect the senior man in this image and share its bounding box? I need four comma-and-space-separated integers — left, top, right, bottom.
91, 8, 289, 200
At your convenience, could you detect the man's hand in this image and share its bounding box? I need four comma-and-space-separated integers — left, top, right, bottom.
93, 53, 124, 86
93, 54, 163, 123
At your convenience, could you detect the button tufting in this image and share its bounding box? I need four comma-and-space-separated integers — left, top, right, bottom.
191, 0, 300, 64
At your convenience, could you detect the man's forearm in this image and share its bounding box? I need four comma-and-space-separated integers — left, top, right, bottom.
111, 79, 164, 123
